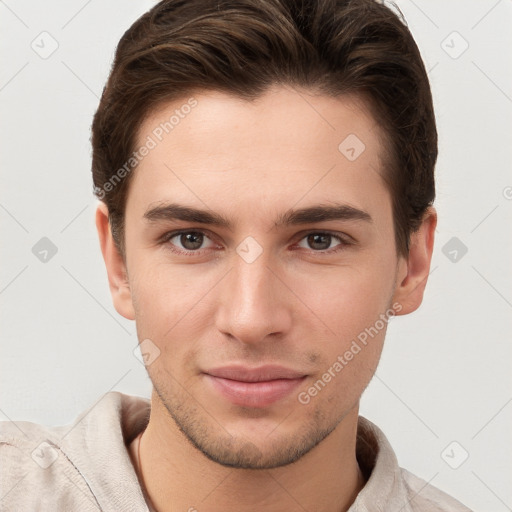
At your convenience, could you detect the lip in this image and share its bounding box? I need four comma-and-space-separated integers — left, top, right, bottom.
204, 365, 307, 408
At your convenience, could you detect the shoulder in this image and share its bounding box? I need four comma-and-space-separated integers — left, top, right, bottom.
0, 391, 150, 511
353, 416, 473, 512
0, 417, 100, 510
400, 468, 474, 512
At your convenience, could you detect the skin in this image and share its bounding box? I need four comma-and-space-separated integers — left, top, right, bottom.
96, 84, 436, 512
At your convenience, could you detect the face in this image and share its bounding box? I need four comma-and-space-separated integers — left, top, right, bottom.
99, 85, 432, 469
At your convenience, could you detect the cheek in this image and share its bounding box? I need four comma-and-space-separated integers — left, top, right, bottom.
297, 320, 388, 414
132, 260, 199, 318
290, 261, 394, 400
291, 261, 395, 341
130, 260, 216, 361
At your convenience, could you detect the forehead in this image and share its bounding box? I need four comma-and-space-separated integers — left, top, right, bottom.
127, 85, 389, 224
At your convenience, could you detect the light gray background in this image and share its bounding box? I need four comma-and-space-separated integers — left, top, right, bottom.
1, 1, 511, 510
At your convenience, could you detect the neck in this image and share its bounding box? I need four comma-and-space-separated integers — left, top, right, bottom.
137, 392, 365, 512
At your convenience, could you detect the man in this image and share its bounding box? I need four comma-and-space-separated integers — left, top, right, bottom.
1, 0, 473, 510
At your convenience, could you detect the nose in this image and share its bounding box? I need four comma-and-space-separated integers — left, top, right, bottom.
214, 246, 293, 346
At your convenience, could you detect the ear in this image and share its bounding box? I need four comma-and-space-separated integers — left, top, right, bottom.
392, 207, 437, 315
95, 202, 135, 320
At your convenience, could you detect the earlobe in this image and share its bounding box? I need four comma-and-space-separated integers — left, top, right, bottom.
392, 207, 437, 316
95, 202, 135, 321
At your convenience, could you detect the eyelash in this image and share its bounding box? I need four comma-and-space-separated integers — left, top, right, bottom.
159, 229, 353, 256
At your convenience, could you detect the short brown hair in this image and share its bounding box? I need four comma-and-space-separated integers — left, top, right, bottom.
91, 0, 437, 258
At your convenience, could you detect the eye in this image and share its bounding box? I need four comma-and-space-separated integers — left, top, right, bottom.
162, 230, 217, 254
296, 232, 347, 253
160, 229, 352, 256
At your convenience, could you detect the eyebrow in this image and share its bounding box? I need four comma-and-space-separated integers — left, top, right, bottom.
143, 202, 372, 230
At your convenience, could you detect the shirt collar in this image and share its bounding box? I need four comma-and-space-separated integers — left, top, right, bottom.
55, 392, 414, 511
349, 416, 415, 511
56, 391, 151, 511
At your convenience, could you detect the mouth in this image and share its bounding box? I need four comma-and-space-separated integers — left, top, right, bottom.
203, 365, 307, 408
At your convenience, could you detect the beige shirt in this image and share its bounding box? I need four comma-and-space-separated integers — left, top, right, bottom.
0, 391, 472, 511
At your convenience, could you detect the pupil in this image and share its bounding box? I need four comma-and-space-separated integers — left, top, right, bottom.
182, 232, 203, 250
309, 234, 330, 250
